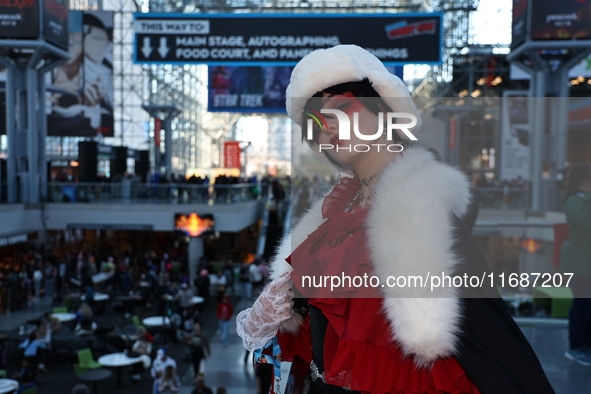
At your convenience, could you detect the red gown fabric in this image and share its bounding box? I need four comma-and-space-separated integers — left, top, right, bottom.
279, 175, 481, 394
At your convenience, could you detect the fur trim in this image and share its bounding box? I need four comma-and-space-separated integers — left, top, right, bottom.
266, 146, 473, 365
367, 146, 471, 365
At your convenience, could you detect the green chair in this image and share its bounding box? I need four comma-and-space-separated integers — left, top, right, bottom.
53, 306, 68, 313
74, 363, 88, 377
20, 386, 38, 394
77, 349, 101, 370
132, 315, 144, 330
0, 369, 6, 378
63, 297, 74, 311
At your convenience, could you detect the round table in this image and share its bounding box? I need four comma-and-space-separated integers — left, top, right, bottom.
191, 296, 204, 305
52, 312, 76, 322
0, 379, 18, 394
92, 271, 114, 284
79, 368, 112, 394
98, 352, 141, 388
81, 293, 110, 302
142, 316, 170, 327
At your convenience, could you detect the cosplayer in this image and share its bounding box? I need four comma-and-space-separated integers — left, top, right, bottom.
237, 45, 555, 394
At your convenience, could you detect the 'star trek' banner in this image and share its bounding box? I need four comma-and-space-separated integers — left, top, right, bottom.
134, 13, 443, 65
208, 65, 403, 113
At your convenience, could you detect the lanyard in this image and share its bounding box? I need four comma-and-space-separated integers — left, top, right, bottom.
254, 337, 282, 394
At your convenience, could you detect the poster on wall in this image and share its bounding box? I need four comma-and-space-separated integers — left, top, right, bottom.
47, 10, 114, 137
500, 90, 530, 181
530, 0, 591, 41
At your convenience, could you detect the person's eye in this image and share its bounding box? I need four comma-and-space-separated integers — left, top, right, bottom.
336, 102, 349, 110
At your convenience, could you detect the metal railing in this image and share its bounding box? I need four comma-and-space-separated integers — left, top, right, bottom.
474, 187, 530, 210
43, 182, 262, 204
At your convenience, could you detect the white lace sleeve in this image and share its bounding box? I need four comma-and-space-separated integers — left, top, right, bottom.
235, 272, 294, 351
236, 308, 278, 351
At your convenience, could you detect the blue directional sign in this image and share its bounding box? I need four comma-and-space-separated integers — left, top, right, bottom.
133, 13, 443, 66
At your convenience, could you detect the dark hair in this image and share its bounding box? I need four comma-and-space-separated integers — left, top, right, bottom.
83, 13, 113, 41
426, 147, 442, 162
564, 163, 591, 203
301, 78, 406, 167
28, 331, 37, 341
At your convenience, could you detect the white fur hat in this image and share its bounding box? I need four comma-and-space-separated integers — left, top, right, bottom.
286, 45, 422, 136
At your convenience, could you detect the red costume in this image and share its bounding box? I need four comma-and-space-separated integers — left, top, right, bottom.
278, 176, 480, 394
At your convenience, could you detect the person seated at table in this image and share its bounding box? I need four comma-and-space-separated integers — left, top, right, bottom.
75, 317, 97, 336
38, 312, 62, 335
157, 365, 180, 394
75, 302, 94, 322
15, 372, 36, 394
11, 358, 36, 383
19, 331, 46, 370
130, 331, 153, 381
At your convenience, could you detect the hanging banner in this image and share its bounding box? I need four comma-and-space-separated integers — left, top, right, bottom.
208, 65, 403, 113
47, 10, 114, 137
224, 141, 241, 168
154, 118, 162, 147
134, 13, 443, 65
500, 90, 530, 181
43, 0, 69, 49
511, 0, 529, 48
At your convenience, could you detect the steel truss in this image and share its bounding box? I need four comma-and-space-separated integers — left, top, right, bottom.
45, 0, 486, 176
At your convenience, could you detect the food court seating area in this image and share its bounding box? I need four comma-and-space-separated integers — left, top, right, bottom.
0, 287, 213, 394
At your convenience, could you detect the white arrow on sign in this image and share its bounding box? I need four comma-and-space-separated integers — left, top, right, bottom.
158, 37, 170, 58
141, 37, 153, 58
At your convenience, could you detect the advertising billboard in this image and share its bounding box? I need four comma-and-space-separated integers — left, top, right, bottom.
0, 0, 40, 40
134, 14, 443, 65
0, 0, 68, 50
48, 10, 114, 137
511, 0, 529, 48
530, 0, 591, 41
43, 0, 69, 49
